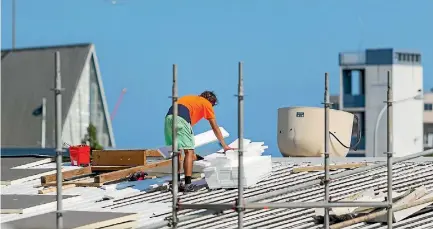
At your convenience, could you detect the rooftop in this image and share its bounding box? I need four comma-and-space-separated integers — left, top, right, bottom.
1, 156, 433, 229
338, 48, 422, 66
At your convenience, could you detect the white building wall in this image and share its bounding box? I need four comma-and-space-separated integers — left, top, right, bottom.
364, 65, 392, 157
363, 64, 423, 157
424, 93, 433, 149
424, 93, 433, 123
392, 65, 423, 156
62, 62, 91, 146
348, 64, 423, 157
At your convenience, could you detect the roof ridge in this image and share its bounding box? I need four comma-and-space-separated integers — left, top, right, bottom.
1, 43, 92, 52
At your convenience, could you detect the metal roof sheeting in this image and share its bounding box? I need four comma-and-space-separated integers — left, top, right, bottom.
1, 157, 433, 229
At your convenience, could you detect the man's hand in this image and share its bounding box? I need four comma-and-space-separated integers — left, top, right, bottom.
223, 145, 236, 152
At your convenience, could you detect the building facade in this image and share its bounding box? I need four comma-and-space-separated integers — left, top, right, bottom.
334, 48, 424, 157
1, 43, 115, 149
424, 92, 433, 150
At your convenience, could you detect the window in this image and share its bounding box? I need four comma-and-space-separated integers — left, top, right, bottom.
398, 53, 402, 61
425, 103, 433, 111
90, 83, 98, 124
425, 133, 433, 148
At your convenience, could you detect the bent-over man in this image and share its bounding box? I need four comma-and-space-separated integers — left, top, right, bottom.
164, 91, 234, 192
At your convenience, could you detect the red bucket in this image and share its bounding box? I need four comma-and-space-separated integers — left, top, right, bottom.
69, 145, 91, 166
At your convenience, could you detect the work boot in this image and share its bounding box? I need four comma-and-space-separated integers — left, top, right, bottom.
180, 183, 199, 193
169, 182, 184, 193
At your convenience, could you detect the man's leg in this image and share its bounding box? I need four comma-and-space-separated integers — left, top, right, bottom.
166, 114, 196, 190
176, 118, 196, 191
183, 149, 195, 184
164, 115, 182, 185
178, 153, 182, 182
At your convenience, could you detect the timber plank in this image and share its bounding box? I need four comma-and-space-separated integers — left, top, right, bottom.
91, 166, 132, 172
94, 160, 171, 183
41, 166, 92, 184
144, 149, 164, 157
92, 150, 157, 166
42, 178, 103, 187
292, 162, 368, 173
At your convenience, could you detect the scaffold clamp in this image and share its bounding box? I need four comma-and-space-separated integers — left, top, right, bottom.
233, 198, 245, 213
165, 216, 178, 228
175, 198, 181, 211
318, 175, 331, 186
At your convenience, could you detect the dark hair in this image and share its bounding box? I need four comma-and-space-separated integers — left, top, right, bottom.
200, 91, 218, 106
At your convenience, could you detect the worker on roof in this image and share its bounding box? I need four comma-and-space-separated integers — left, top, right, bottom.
164, 91, 234, 192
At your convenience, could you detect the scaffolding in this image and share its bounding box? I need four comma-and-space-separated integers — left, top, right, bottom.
54, 51, 64, 229
146, 64, 433, 229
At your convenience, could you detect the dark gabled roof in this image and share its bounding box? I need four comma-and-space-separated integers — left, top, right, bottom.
1, 43, 92, 147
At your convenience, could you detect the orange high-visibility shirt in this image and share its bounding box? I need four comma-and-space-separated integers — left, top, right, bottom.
178, 95, 215, 126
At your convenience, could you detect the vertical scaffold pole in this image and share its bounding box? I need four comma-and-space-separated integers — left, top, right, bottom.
171, 64, 179, 228
324, 72, 331, 229
237, 61, 245, 229
54, 51, 63, 229
386, 70, 394, 228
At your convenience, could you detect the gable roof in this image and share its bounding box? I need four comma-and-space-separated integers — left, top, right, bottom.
1, 43, 102, 147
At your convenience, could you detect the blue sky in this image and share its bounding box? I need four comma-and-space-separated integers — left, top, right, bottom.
2, 0, 433, 156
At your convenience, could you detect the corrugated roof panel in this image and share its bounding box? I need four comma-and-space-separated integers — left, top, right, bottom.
2, 158, 433, 229
132, 160, 433, 229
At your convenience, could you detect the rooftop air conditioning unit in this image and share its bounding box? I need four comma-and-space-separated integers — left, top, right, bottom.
277, 107, 360, 157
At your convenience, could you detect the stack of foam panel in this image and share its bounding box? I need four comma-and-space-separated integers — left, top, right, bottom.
200, 138, 272, 189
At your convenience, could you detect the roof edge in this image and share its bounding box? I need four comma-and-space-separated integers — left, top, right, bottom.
271, 156, 433, 163
89, 45, 116, 148
1, 43, 92, 53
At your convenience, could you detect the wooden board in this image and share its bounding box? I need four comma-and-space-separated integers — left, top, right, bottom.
94, 160, 172, 183
40, 166, 92, 184
292, 162, 368, 173
144, 149, 163, 157
91, 165, 132, 172
42, 178, 103, 187
2, 210, 138, 229
92, 149, 161, 166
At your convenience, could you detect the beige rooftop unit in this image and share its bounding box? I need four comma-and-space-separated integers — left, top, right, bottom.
277, 107, 355, 157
